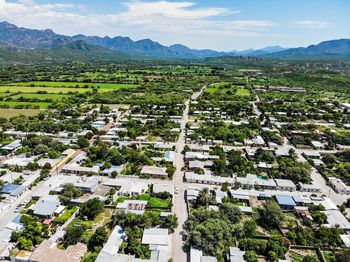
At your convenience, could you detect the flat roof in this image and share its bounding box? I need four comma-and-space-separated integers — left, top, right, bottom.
275, 195, 296, 206
141, 228, 168, 246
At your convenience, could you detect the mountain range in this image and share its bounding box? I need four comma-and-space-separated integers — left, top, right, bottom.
0, 21, 349, 62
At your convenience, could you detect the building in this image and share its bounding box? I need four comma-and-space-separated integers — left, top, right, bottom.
116, 200, 147, 215
185, 172, 235, 186
153, 183, 174, 195
275, 195, 296, 210
141, 228, 169, 246
275, 179, 296, 192
236, 174, 277, 190
328, 177, 350, 195
323, 210, 350, 231
95, 225, 134, 262
29, 240, 87, 262
1, 139, 22, 151
298, 182, 322, 193
74, 177, 100, 193
37, 158, 61, 169
140, 166, 168, 178
32, 195, 63, 218
311, 141, 324, 149
229, 247, 245, 262
61, 163, 100, 176
103, 179, 148, 197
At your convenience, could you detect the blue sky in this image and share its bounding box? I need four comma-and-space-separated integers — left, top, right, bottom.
1, 0, 349, 50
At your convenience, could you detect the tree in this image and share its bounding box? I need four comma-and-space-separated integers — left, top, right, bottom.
244, 250, 258, 262
88, 226, 108, 251
303, 256, 320, 262
77, 136, 90, 148
196, 188, 212, 207
17, 237, 33, 250
63, 223, 87, 247
80, 198, 104, 220
260, 200, 284, 228
219, 203, 242, 223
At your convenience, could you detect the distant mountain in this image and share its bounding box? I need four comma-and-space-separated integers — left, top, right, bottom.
0, 21, 222, 58
230, 46, 288, 56
0, 21, 349, 61
261, 39, 350, 59
0, 40, 128, 64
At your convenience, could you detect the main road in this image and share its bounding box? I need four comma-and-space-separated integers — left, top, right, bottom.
171, 86, 205, 262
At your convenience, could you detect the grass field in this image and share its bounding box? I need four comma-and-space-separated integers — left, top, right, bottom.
0, 109, 41, 118
205, 87, 251, 96
237, 88, 250, 96
7, 81, 138, 89
11, 93, 71, 100
0, 101, 50, 109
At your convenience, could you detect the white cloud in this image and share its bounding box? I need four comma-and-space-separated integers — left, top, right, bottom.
0, 0, 276, 49
295, 20, 331, 29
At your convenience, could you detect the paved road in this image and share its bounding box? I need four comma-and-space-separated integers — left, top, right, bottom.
171, 86, 205, 262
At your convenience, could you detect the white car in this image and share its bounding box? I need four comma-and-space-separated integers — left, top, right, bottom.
174, 188, 179, 194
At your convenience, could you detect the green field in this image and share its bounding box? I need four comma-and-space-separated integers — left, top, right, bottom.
237, 88, 250, 96
11, 93, 71, 100
7, 81, 138, 89
205, 86, 250, 96
0, 101, 50, 109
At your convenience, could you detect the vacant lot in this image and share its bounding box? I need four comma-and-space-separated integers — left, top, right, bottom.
0, 109, 41, 118
7, 81, 138, 89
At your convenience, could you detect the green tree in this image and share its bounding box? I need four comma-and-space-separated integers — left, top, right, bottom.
80, 198, 104, 220
260, 200, 284, 228
88, 226, 108, 251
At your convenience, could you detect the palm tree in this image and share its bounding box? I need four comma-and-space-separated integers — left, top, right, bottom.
197, 188, 211, 208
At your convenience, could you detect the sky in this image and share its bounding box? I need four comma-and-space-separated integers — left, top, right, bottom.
1, 0, 350, 51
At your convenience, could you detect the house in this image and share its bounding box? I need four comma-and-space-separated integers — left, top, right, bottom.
236, 174, 277, 190
103, 180, 148, 197
61, 163, 100, 176
323, 210, 350, 231
229, 247, 245, 262
1, 139, 22, 152
0, 183, 27, 197
298, 182, 322, 193
74, 177, 100, 193
32, 195, 62, 218
340, 235, 350, 248
141, 228, 168, 246
2, 155, 36, 168
37, 158, 61, 169
95, 225, 134, 262
302, 151, 321, 159
328, 177, 350, 195
185, 172, 235, 186
275, 148, 290, 157
275, 195, 296, 210
140, 166, 168, 178
252, 135, 265, 146
190, 248, 217, 262
229, 190, 250, 203
29, 240, 87, 262
116, 200, 147, 215
102, 165, 124, 177
311, 141, 324, 149
274, 179, 296, 192
153, 183, 174, 195
257, 162, 273, 171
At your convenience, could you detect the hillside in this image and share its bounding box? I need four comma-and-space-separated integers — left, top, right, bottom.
262, 39, 350, 60
0, 40, 128, 64
0, 21, 221, 58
